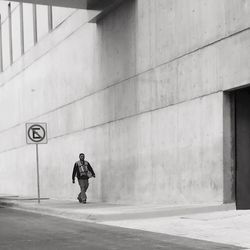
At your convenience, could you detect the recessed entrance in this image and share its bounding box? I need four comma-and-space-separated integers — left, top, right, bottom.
235, 87, 250, 209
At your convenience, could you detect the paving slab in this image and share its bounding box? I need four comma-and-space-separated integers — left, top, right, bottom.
102, 209, 250, 249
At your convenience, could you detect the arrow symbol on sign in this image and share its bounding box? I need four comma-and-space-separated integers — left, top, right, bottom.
32, 128, 42, 139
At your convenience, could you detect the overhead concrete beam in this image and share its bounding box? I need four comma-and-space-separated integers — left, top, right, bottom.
5, 0, 123, 10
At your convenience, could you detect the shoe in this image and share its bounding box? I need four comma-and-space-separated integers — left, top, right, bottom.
82, 200, 86, 204
77, 197, 82, 203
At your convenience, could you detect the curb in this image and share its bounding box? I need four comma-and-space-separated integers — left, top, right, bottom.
0, 198, 237, 223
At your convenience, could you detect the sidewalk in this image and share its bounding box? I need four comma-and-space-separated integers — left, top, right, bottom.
1, 195, 250, 249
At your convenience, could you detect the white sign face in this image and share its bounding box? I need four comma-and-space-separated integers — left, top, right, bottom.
26, 123, 48, 144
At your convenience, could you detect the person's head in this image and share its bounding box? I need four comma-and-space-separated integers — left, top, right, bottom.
79, 153, 85, 161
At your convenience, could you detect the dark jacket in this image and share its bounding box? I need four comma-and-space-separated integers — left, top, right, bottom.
72, 160, 95, 181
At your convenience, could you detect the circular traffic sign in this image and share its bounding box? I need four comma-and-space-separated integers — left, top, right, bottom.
28, 124, 46, 143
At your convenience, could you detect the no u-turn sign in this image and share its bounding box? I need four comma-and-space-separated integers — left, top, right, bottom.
26, 123, 48, 144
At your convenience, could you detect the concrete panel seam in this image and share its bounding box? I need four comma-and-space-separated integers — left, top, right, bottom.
1, 21, 250, 90
0, 84, 222, 135
0, 144, 27, 155
1, 23, 250, 130
1, 21, 250, 135
0, 90, 223, 155
1, 18, 250, 90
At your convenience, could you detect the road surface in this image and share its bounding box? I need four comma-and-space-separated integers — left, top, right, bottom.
0, 207, 243, 250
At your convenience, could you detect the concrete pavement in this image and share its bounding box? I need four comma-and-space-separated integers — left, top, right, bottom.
1, 195, 250, 249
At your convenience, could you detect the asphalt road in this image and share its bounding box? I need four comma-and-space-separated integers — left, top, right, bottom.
0, 207, 243, 250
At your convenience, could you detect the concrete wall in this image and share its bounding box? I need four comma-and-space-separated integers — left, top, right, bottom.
1, 0, 250, 204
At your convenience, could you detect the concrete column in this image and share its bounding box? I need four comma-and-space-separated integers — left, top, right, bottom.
223, 92, 235, 203
0, 15, 3, 72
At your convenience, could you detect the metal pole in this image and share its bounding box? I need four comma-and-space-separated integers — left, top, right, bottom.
20, 2, 24, 55
0, 15, 3, 72
8, 3, 13, 65
33, 4, 37, 45
48, 5, 53, 32
36, 143, 41, 203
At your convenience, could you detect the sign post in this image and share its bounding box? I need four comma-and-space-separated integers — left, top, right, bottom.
35, 143, 40, 203
26, 123, 48, 203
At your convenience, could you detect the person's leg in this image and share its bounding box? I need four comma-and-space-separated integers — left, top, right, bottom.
82, 179, 89, 203
78, 179, 85, 203
77, 192, 82, 202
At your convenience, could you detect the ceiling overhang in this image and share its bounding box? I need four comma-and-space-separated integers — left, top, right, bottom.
6, 0, 123, 11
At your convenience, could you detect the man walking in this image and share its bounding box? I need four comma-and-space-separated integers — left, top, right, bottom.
72, 153, 95, 204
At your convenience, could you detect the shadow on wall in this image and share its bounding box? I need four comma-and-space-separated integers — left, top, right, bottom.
95, 0, 137, 203
95, 0, 137, 86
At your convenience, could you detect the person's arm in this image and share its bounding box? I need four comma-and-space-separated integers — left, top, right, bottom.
72, 163, 77, 183
87, 162, 95, 178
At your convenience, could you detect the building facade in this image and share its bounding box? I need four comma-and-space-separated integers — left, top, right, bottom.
0, 0, 250, 207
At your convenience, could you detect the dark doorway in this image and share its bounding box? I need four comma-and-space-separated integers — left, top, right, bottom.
235, 87, 250, 209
